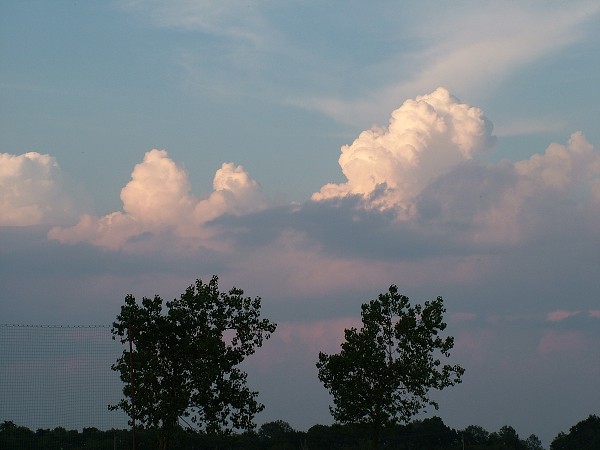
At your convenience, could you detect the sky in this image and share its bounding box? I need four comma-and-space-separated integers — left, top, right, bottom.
1, 0, 599, 446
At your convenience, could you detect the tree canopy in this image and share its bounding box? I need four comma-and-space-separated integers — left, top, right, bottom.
551, 414, 600, 450
110, 276, 276, 449
316, 285, 464, 449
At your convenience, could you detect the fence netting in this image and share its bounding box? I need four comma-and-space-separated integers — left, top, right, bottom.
0, 324, 128, 433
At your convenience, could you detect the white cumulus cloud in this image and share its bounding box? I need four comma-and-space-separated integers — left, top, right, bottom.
484, 132, 600, 244
515, 131, 598, 191
0, 152, 89, 226
412, 131, 600, 247
48, 149, 267, 251
312, 88, 496, 214
193, 162, 267, 223
120, 149, 196, 229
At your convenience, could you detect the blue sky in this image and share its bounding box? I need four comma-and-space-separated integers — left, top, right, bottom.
1, 0, 600, 446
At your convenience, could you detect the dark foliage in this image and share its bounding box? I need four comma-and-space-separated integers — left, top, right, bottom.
110, 276, 276, 449
551, 414, 600, 450
317, 285, 464, 449
1, 417, 554, 450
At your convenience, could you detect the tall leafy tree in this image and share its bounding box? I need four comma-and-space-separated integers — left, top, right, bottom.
551, 415, 600, 450
316, 285, 464, 450
462, 424, 490, 446
494, 425, 527, 449
525, 433, 545, 450
110, 276, 276, 450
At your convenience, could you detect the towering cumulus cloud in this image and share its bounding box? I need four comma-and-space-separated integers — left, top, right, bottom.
312, 88, 496, 215
120, 149, 196, 229
48, 150, 266, 250
0, 152, 87, 226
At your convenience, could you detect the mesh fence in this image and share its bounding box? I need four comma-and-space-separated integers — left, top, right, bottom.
0, 324, 128, 432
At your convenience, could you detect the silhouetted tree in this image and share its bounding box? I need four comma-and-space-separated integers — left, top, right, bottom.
258, 420, 303, 449
2, 417, 569, 450
0, 421, 35, 450
306, 423, 373, 449
259, 419, 294, 440
500, 425, 527, 449
408, 416, 460, 449
525, 433, 544, 450
551, 414, 600, 450
316, 285, 464, 450
462, 424, 490, 447
110, 276, 276, 450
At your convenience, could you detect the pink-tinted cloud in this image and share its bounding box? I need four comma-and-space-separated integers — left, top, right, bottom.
449, 312, 477, 323
453, 329, 494, 365
247, 317, 360, 370
515, 131, 598, 191
546, 310, 581, 322
14, 88, 593, 265
310, 90, 599, 253
588, 310, 600, 319
312, 88, 495, 213
277, 318, 360, 354
0, 152, 89, 226
120, 149, 196, 228
414, 131, 600, 247
539, 330, 586, 355
221, 226, 499, 305
6, 89, 595, 312
48, 150, 267, 251
193, 162, 267, 222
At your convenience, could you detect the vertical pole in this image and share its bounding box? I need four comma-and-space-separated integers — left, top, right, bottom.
128, 326, 137, 450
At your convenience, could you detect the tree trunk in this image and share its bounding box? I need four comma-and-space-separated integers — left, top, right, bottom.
371, 421, 380, 450
159, 426, 171, 450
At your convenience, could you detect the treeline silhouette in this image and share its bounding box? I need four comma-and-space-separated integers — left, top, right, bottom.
1, 414, 598, 449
